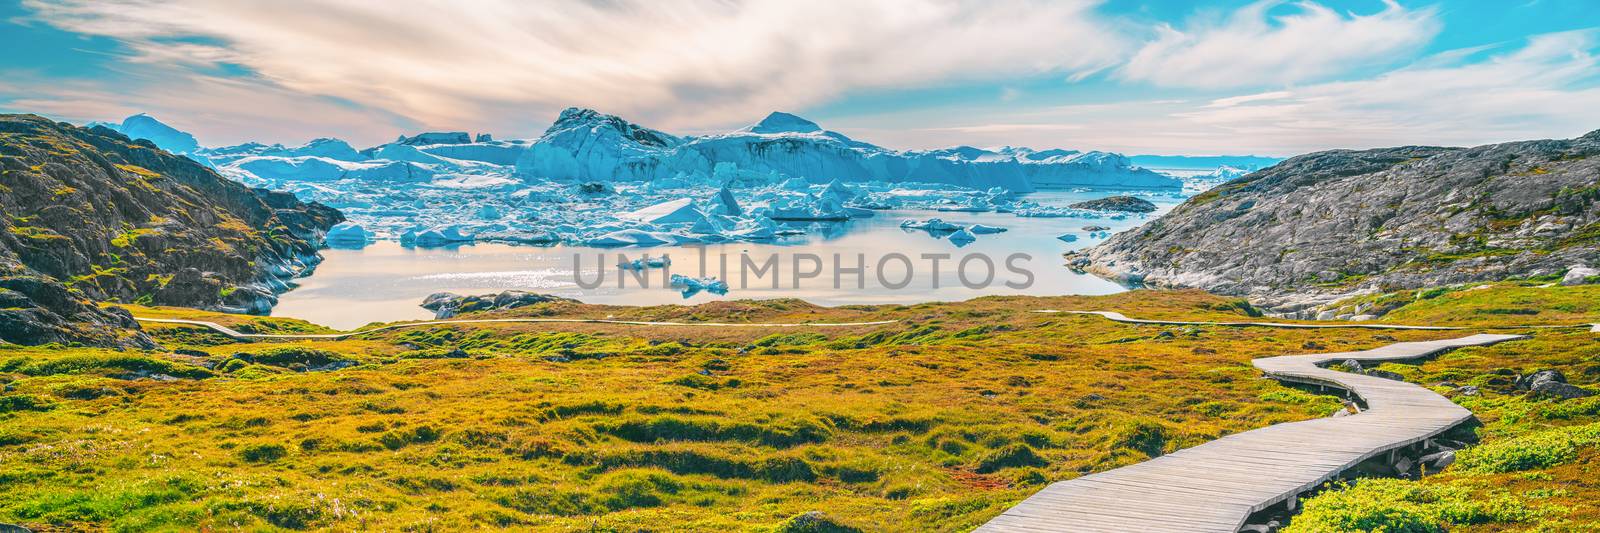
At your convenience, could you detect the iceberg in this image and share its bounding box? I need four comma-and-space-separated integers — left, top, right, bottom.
622, 198, 706, 225
514, 108, 1179, 191
669, 274, 729, 297
325, 222, 375, 247
947, 228, 977, 246
618, 255, 672, 270
104, 113, 200, 155
968, 224, 1007, 234
901, 218, 962, 232
586, 229, 671, 247
405, 225, 474, 247
711, 185, 742, 216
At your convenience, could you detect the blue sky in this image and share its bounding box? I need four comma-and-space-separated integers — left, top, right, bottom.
2, 0, 1597, 155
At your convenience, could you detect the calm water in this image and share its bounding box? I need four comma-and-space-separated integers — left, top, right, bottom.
272, 190, 1183, 328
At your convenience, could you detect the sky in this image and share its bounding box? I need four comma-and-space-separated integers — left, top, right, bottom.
1, 0, 1597, 156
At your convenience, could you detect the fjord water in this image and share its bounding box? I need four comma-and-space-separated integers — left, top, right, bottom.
272, 190, 1181, 329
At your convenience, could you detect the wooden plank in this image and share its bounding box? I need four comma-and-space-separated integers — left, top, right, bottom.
976, 312, 1527, 533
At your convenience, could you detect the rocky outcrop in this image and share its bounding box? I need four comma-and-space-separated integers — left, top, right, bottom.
1069, 195, 1158, 213
420, 290, 575, 319
1067, 130, 1600, 315
0, 114, 341, 345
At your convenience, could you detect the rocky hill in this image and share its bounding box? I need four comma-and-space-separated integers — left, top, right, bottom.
1068, 130, 1600, 316
0, 114, 340, 346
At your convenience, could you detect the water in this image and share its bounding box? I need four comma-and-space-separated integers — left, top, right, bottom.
272, 190, 1184, 328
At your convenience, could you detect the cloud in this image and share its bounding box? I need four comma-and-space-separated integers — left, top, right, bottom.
1171, 30, 1600, 151
1119, 0, 1440, 88
838, 31, 1600, 155
16, 0, 1134, 143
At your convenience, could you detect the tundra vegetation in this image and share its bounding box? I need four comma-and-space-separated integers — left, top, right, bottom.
0, 286, 1595, 531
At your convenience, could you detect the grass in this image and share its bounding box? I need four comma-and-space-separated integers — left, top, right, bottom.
0, 288, 1596, 531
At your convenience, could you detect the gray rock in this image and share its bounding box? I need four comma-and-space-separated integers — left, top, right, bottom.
1316, 309, 1337, 321
1068, 195, 1158, 213
1421, 450, 1456, 470
1532, 381, 1595, 400
1392, 455, 1415, 475
418, 291, 574, 319
1451, 385, 1480, 397
0, 523, 33, 533
1561, 265, 1600, 286
1365, 369, 1407, 381
1340, 359, 1364, 372
1516, 369, 1567, 390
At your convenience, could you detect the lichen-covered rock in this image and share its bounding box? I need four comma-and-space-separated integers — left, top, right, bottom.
419, 290, 575, 319
0, 114, 341, 345
1069, 195, 1158, 213
1067, 130, 1600, 314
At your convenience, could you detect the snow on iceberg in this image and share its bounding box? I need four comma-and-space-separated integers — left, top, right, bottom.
515, 108, 1180, 191
622, 198, 707, 225
325, 222, 375, 247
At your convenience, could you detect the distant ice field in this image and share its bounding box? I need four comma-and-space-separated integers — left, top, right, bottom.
272, 190, 1180, 328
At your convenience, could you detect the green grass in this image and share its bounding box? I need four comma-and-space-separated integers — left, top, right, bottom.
0, 288, 1596, 531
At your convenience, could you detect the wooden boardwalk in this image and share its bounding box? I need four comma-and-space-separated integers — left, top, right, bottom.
980, 312, 1527, 532
133, 316, 898, 340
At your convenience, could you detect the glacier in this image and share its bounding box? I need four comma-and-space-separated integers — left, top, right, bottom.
86, 110, 1187, 250
515, 108, 1181, 192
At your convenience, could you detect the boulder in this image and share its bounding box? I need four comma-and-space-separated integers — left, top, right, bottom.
1420, 450, 1456, 470
1516, 369, 1567, 390
1561, 265, 1600, 286
1532, 381, 1595, 400
419, 291, 574, 319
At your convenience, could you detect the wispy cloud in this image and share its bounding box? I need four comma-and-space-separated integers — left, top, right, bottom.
1119, 0, 1440, 88
15, 0, 1133, 144
840, 31, 1600, 155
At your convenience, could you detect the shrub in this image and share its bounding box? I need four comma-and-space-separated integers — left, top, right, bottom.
247, 346, 350, 368
0, 393, 55, 412
774, 511, 863, 533
596, 469, 683, 509
238, 443, 288, 463
1109, 418, 1172, 458
1286, 479, 1544, 533
975, 444, 1047, 473
379, 425, 442, 450
17, 355, 212, 379
1456, 422, 1600, 473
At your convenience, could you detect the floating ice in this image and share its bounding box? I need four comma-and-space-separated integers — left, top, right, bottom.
670, 274, 729, 297
947, 228, 977, 246
325, 222, 375, 247
618, 255, 672, 270
968, 224, 1007, 234
901, 218, 962, 232
405, 225, 474, 247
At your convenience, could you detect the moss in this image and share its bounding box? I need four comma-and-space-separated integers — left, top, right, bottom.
1456, 423, 1600, 473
